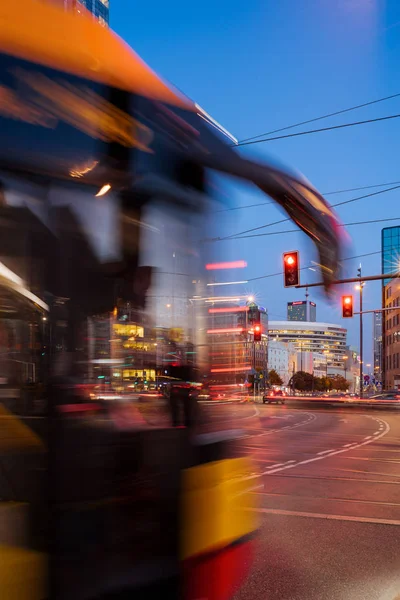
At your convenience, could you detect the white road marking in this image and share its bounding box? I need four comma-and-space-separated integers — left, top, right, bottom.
374, 431, 380, 435
241, 417, 391, 482
239, 411, 316, 440
245, 507, 400, 526
318, 449, 336, 455
343, 443, 353, 447
252, 490, 400, 507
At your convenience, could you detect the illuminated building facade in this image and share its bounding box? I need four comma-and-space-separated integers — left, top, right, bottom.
268, 321, 347, 369
373, 311, 383, 386
208, 303, 268, 382
383, 278, 400, 389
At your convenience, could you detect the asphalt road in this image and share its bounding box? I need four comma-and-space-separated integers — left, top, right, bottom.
204, 403, 400, 600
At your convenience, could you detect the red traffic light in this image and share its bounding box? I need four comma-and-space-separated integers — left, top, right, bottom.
342, 295, 353, 318
253, 323, 262, 341
283, 251, 299, 287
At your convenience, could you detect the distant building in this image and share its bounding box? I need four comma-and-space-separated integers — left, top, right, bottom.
287, 300, 316, 322
382, 226, 400, 286
373, 312, 383, 386
46, 0, 109, 25
268, 340, 296, 385
209, 302, 268, 383
268, 320, 347, 369
78, 0, 109, 24
383, 278, 400, 389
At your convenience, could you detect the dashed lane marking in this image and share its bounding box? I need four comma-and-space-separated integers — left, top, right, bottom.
238, 412, 316, 440
244, 507, 400, 526
261, 472, 400, 485
251, 490, 400, 507
241, 416, 390, 482
323, 467, 400, 478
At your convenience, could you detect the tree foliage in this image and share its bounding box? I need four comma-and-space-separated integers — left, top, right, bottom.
290, 371, 350, 392
268, 369, 283, 386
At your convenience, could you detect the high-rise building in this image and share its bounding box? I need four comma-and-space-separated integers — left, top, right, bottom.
78, 0, 109, 24
287, 300, 316, 322
373, 312, 383, 385
381, 226, 400, 387
208, 303, 268, 382
47, 0, 109, 25
383, 278, 400, 389
382, 226, 400, 286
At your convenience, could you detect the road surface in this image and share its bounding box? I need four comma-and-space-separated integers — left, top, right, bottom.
204, 403, 400, 600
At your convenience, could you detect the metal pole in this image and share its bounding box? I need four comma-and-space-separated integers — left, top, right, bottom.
253, 340, 256, 402
295, 271, 399, 289
358, 267, 363, 398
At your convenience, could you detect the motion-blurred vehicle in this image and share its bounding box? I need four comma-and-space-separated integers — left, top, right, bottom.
263, 389, 286, 404
369, 391, 400, 400
0, 1, 346, 599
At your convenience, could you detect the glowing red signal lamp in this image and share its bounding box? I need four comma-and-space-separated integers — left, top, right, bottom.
253, 322, 262, 341
342, 295, 353, 318
283, 251, 299, 287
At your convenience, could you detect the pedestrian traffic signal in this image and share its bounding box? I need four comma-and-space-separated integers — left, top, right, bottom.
283, 251, 299, 287
253, 323, 262, 342
342, 295, 353, 318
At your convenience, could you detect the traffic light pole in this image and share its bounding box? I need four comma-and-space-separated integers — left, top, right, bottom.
295, 272, 398, 288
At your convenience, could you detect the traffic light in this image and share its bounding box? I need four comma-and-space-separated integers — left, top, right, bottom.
253, 323, 262, 342
342, 295, 353, 318
283, 251, 299, 287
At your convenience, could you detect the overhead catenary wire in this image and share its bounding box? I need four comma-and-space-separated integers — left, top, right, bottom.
223, 216, 400, 242
215, 179, 400, 213
235, 113, 400, 147
238, 93, 400, 144
214, 184, 400, 241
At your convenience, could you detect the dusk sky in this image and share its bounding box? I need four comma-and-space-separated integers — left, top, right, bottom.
111, 1, 400, 362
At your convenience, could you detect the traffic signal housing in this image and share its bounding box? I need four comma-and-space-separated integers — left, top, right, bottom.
342, 295, 353, 318
253, 322, 262, 342
283, 251, 299, 287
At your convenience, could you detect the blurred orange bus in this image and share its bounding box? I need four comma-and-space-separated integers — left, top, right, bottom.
0, 2, 346, 600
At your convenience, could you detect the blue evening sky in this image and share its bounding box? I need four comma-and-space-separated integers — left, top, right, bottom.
111, 0, 400, 362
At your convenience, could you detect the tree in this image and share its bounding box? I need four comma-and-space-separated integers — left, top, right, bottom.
268, 369, 283, 386
328, 375, 349, 391
315, 376, 331, 392
291, 371, 314, 392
